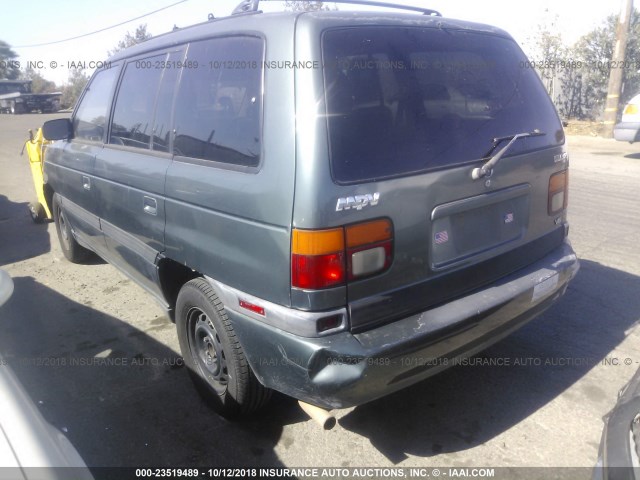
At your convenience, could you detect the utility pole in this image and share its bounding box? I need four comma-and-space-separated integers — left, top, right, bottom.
603, 0, 633, 137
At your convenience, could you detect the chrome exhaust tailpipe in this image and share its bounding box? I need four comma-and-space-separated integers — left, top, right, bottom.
298, 401, 336, 430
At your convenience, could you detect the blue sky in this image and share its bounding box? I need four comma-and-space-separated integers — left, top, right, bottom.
4, 0, 625, 85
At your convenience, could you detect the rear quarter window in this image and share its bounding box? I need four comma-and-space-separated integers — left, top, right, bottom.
173, 36, 264, 167
322, 27, 564, 184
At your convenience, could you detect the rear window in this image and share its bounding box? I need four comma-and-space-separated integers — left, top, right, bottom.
322, 27, 564, 184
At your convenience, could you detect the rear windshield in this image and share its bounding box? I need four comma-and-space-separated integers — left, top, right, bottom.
322, 27, 564, 184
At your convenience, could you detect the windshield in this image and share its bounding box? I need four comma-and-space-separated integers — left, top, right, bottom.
322, 26, 564, 184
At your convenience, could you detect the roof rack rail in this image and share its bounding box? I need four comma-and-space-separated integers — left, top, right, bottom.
231, 0, 441, 16
320, 0, 441, 15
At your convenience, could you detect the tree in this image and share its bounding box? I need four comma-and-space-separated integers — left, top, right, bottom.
60, 69, 89, 110
530, 21, 566, 100
525, 9, 640, 121
23, 68, 58, 93
108, 24, 152, 57
573, 10, 640, 119
0, 40, 20, 79
284, 1, 331, 11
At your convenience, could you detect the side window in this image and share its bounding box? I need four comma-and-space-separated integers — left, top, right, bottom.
109, 55, 165, 149
152, 52, 182, 152
73, 67, 119, 141
174, 36, 263, 167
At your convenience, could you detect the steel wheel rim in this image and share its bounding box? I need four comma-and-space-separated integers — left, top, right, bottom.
187, 307, 228, 394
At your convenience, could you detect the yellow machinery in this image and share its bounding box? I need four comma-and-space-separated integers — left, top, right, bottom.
23, 128, 52, 223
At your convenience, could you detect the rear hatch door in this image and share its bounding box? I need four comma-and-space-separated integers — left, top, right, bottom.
321, 25, 569, 332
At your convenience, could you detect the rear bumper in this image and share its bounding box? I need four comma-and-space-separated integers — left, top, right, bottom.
614, 122, 640, 143
223, 239, 579, 409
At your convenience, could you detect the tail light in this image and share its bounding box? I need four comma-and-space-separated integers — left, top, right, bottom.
346, 219, 393, 280
548, 170, 568, 215
292, 219, 393, 290
292, 228, 345, 289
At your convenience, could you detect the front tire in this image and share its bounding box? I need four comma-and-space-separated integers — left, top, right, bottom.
28, 202, 46, 224
52, 194, 91, 263
176, 278, 271, 418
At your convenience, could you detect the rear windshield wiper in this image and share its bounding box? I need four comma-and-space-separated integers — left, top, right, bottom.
471, 130, 545, 180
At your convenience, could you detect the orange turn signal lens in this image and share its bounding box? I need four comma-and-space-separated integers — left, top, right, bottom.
346, 219, 393, 248
292, 228, 344, 256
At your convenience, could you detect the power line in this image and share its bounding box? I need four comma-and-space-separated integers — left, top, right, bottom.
12, 0, 188, 49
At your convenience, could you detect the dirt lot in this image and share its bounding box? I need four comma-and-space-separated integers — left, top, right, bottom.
563, 120, 605, 137
1, 113, 639, 474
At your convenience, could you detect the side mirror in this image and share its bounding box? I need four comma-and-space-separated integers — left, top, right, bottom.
42, 118, 72, 141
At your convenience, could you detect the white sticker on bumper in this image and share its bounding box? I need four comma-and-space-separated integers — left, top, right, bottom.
532, 273, 559, 303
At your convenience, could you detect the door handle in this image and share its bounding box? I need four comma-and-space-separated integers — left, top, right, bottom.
143, 196, 157, 216
82, 176, 91, 191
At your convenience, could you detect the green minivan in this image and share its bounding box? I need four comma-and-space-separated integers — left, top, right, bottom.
42, 0, 579, 419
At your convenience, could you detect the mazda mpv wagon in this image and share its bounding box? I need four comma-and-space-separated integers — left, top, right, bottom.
42, 0, 579, 419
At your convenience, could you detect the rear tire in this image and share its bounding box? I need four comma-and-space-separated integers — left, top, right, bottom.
52, 194, 91, 263
176, 278, 271, 418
